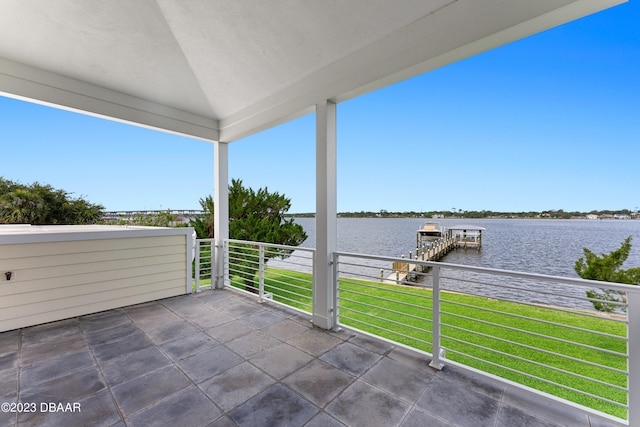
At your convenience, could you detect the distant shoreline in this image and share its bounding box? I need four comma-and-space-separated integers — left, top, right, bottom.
287, 210, 639, 220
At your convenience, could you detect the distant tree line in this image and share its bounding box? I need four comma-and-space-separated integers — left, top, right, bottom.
0, 177, 103, 225
286, 208, 638, 219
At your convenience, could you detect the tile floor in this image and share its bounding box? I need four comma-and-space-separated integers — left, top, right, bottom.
0, 289, 620, 427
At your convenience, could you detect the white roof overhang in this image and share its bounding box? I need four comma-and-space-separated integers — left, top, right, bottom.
0, 0, 625, 143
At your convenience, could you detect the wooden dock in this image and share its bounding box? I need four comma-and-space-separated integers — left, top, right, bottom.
387, 236, 457, 284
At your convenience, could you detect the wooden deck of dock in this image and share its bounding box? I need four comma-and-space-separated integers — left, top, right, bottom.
387, 236, 457, 283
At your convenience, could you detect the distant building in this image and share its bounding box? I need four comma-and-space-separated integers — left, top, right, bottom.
613, 214, 631, 220
586, 214, 599, 220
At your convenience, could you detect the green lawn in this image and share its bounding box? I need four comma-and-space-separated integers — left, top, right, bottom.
224, 268, 627, 419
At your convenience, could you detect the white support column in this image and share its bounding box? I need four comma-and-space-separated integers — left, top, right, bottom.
627, 289, 640, 425
313, 100, 337, 330
214, 141, 229, 289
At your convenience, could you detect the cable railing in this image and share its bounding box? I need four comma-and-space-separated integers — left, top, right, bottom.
198, 238, 638, 425
334, 251, 634, 425
223, 239, 314, 314
194, 238, 215, 292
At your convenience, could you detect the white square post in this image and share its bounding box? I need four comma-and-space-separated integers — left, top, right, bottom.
627, 288, 640, 425
313, 100, 337, 330
214, 141, 229, 289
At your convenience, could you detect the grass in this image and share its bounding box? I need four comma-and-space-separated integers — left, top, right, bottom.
222, 267, 627, 419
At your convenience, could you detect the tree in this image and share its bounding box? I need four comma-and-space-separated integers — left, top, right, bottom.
0, 177, 104, 225
193, 179, 307, 292
575, 236, 640, 312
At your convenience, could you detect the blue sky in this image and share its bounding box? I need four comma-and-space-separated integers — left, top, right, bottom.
1, 2, 638, 214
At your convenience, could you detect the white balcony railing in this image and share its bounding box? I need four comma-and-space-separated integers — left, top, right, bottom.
195, 238, 639, 426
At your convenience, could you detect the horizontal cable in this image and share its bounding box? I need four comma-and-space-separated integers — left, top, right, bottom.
439, 273, 600, 305
441, 323, 628, 377
338, 314, 431, 347
441, 298, 628, 338
443, 344, 627, 408
339, 287, 432, 313
339, 305, 431, 336
338, 295, 432, 325
442, 310, 628, 360
337, 278, 433, 302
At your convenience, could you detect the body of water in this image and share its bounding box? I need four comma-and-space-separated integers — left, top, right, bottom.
293, 217, 640, 310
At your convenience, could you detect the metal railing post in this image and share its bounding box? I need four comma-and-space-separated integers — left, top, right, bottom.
627, 289, 640, 425
195, 240, 201, 292
258, 244, 265, 302
219, 239, 229, 289
429, 265, 445, 370
332, 252, 339, 329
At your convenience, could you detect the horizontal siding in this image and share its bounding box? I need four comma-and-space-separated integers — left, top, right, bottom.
0, 235, 184, 259
0, 244, 183, 270
0, 234, 189, 332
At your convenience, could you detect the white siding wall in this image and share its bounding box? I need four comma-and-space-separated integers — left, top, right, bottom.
0, 233, 189, 332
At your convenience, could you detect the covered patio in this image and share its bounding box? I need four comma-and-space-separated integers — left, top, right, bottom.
0, 1, 633, 426
0, 288, 615, 426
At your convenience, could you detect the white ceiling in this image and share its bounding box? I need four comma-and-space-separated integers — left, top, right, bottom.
0, 0, 625, 143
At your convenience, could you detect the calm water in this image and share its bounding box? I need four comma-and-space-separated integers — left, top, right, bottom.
293, 217, 640, 310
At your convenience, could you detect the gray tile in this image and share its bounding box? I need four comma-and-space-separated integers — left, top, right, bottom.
245, 310, 286, 329
0, 329, 19, 355
21, 318, 80, 345
502, 387, 590, 426
589, 415, 622, 427
0, 351, 17, 372
17, 389, 121, 427
223, 300, 263, 318
123, 301, 172, 320
284, 359, 354, 408
362, 356, 432, 403
416, 375, 500, 427
205, 319, 254, 343
249, 343, 313, 379
349, 334, 394, 355
159, 331, 218, 361
229, 384, 317, 427
91, 332, 154, 364
132, 310, 183, 331
83, 321, 142, 346
200, 362, 275, 411
225, 330, 281, 358
111, 365, 191, 416
101, 346, 171, 386
496, 404, 559, 427
0, 368, 17, 398
20, 349, 95, 389
189, 309, 236, 329
79, 309, 132, 332
176, 345, 243, 383
20, 366, 105, 402
195, 289, 234, 305
387, 346, 433, 371
206, 415, 237, 427
144, 320, 201, 344
263, 318, 311, 341
326, 380, 411, 427
320, 341, 382, 376
20, 333, 89, 366
400, 408, 450, 427
0, 408, 15, 427
440, 364, 504, 400
160, 295, 198, 311
126, 386, 221, 427
287, 328, 343, 357
305, 412, 347, 427
170, 301, 217, 321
